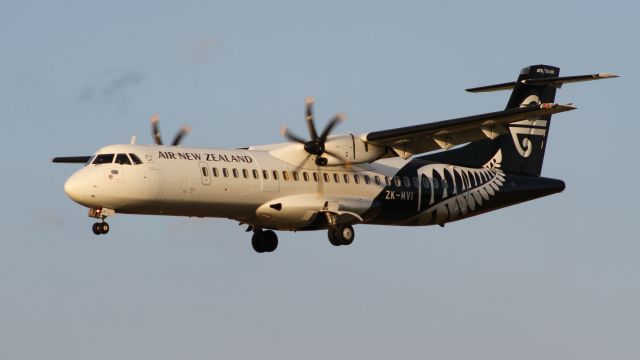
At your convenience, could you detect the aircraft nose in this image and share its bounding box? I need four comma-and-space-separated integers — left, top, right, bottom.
64, 172, 88, 203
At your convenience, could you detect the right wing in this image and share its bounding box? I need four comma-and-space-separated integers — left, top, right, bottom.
363, 103, 575, 159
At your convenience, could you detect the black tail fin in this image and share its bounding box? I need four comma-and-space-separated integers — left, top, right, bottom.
421, 65, 562, 176
495, 65, 560, 176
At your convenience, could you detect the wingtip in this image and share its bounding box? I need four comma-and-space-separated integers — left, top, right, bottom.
597, 72, 619, 79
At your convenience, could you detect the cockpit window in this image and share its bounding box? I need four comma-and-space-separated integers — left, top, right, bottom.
129, 153, 143, 165
93, 154, 115, 164
115, 153, 132, 165
84, 155, 96, 166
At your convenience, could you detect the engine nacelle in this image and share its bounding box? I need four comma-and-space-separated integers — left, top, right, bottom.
322, 133, 387, 165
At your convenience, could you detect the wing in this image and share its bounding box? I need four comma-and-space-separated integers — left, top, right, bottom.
363, 103, 575, 159
51, 156, 92, 164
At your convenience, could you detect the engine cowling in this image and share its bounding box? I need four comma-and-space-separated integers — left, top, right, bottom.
267, 133, 387, 166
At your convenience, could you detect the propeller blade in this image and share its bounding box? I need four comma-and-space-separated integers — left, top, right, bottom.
318, 113, 345, 143
295, 153, 312, 170
171, 125, 192, 146
305, 96, 319, 141
281, 126, 308, 144
323, 149, 352, 169
150, 114, 163, 145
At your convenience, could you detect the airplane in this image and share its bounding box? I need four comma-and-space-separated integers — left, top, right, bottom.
52, 65, 616, 253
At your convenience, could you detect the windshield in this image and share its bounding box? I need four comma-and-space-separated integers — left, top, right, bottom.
92, 154, 114, 164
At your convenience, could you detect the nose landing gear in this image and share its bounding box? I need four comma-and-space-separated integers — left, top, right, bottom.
88, 208, 114, 235
92, 222, 110, 235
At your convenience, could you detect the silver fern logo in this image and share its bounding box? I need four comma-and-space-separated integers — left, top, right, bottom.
410, 150, 505, 225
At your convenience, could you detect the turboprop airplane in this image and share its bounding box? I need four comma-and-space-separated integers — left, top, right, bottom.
52, 65, 616, 253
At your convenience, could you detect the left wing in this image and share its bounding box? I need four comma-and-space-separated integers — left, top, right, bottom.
363, 103, 575, 159
51, 156, 92, 164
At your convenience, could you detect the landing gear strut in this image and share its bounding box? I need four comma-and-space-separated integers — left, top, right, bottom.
251, 229, 278, 253
328, 224, 354, 246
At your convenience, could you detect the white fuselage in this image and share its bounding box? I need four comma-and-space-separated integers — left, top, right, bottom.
64, 144, 408, 230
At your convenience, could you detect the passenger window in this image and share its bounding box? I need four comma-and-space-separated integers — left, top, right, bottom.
343, 174, 350, 183
404, 177, 411, 187
313, 173, 319, 182
413, 177, 420, 188
223, 168, 229, 178
262, 170, 269, 179
422, 177, 430, 188
385, 176, 392, 186
283, 171, 290, 181
242, 169, 249, 178
374, 176, 381, 185
364, 175, 371, 184
129, 153, 143, 165
252, 169, 259, 179
323, 173, 330, 182
303, 172, 309, 181
354, 175, 360, 184
93, 154, 114, 165
272, 170, 279, 180
394, 177, 402, 187
293, 172, 299, 181
201, 167, 209, 177
232, 169, 239, 178
212, 168, 219, 177
333, 173, 340, 183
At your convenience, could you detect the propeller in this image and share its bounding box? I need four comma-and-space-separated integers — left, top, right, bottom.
281, 97, 346, 166
150, 114, 191, 146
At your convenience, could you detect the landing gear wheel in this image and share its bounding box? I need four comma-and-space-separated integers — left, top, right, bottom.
262, 230, 278, 252
100, 222, 110, 234
328, 227, 341, 246
92, 222, 110, 235
92, 223, 101, 235
251, 230, 279, 253
252, 232, 266, 253
339, 224, 354, 245
328, 224, 354, 246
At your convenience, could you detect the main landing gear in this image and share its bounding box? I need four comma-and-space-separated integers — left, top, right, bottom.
328, 224, 355, 246
252, 228, 278, 253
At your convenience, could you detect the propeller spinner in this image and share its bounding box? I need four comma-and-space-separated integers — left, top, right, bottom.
282, 97, 345, 166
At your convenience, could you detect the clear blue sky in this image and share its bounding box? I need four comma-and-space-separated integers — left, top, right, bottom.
1, 1, 637, 359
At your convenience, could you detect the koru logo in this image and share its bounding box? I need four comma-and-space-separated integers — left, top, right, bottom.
510, 94, 547, 158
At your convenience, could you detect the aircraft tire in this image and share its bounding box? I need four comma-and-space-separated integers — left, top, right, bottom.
92, 223, 102, 235
100, 222, 110, 234
335, 224, 354, 246
251, 232, 266, 253
328, 227, 341, 246
262, 230, 278, 252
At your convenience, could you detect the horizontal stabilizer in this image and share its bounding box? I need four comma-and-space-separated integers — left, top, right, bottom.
466, 72, 618, 93
51, 156, 91, 164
